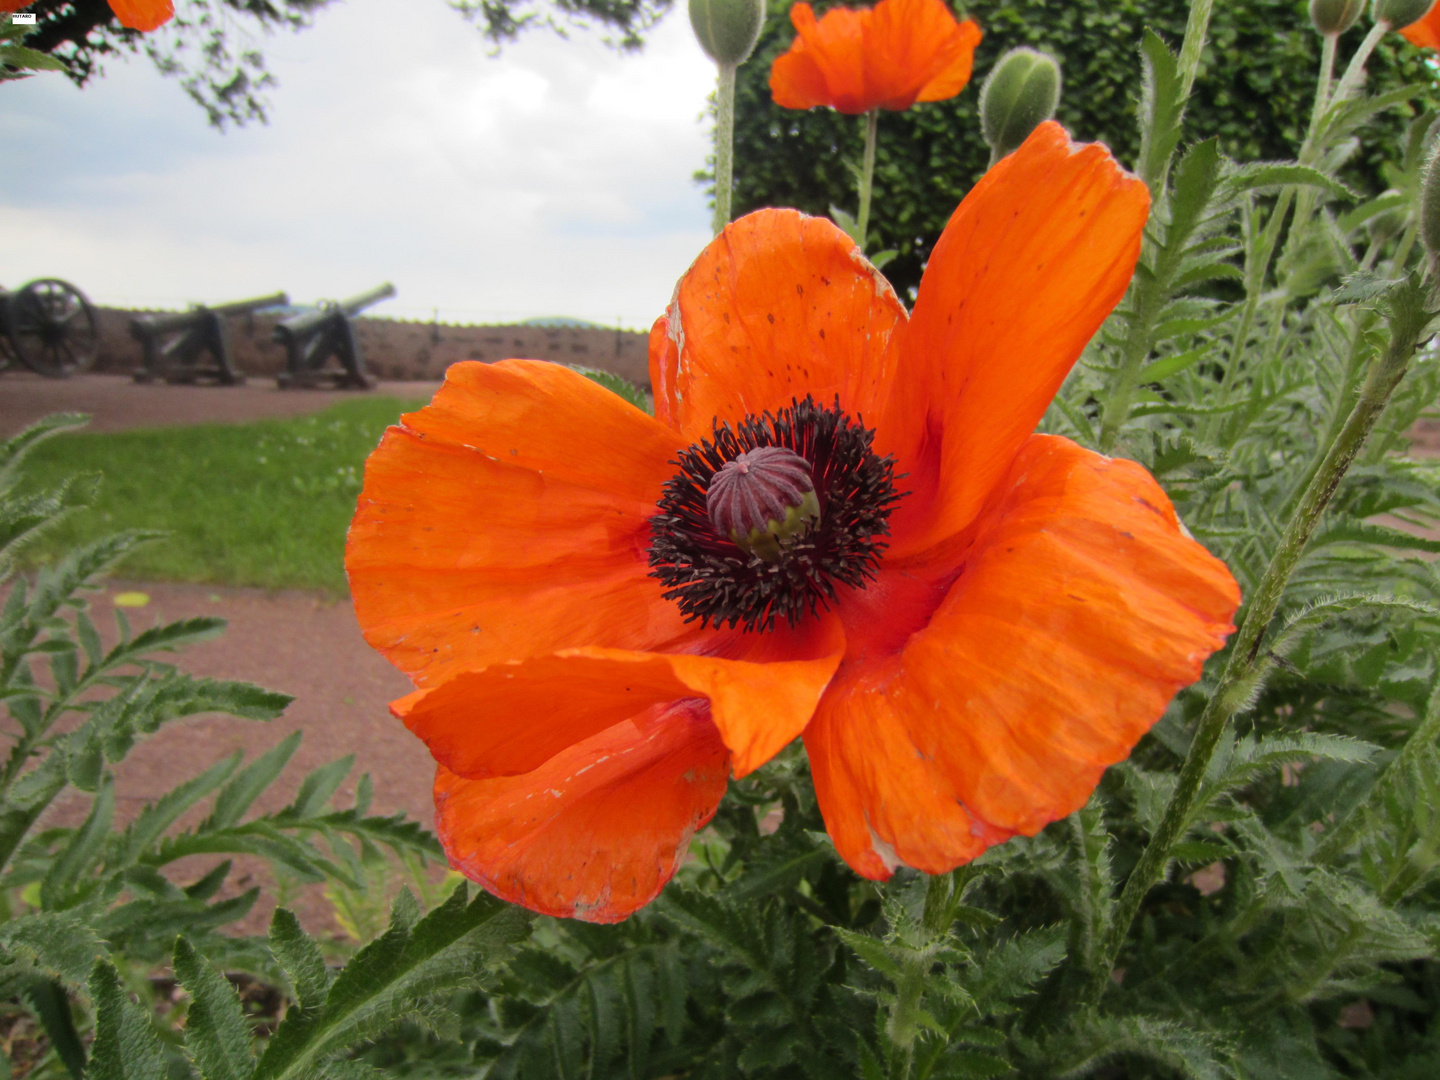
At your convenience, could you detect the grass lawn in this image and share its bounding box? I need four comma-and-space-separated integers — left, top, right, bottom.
19, 396, 427, 595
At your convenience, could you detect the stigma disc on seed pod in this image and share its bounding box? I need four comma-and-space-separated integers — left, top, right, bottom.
706, 446, 821, 563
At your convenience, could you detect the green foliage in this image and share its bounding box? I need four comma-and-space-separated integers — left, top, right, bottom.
10, 5, 1440, 1078
0, 419, 451, 1076
731, 0, 1438, 298
15, 397, 425, 594
576, 367, 654, 413
0, 18, 66, 84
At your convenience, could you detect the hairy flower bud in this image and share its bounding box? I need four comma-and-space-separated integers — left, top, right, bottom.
980, 49, 1062, 162
1420, 145, 1440, 284
689, 0, 766, 67
1309, 0, 1366, 34
1376, 0, 1436, 28
707, 446, 821, 563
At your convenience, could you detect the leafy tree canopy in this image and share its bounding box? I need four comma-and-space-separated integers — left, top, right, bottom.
732, 0, 1440, 299
13, 0, 674, 127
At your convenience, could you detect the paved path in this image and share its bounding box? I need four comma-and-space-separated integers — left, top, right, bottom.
0, 371, 442, 438
6, 373, 447, 932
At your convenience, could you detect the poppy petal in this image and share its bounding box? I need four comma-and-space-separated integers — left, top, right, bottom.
1402, 9, 1440, 50
913, 19, 983, 103
769, 0, 981, 114
108, 0, 174, 31
435, 701, 729, 922
881, 121, 1150, 556
655, 209, 905, 443
394, 616, 843, 781
347, 360, 694, 686
806, 435, 1239, 878
771, 3, 869, 113
864, 0, 980, 109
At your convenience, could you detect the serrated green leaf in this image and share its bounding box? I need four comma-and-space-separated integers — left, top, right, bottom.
269, 908, 329, 1011
87, 960, 167, 1080
0, 414, 89, 486
253, 886, 528, 1080
174, 937, 257, 1080
574, 368, 651, 413
286, 756, 353, 819
119, 753, 243, 864
0, 911, 106, 987
1140, 347, 1207, 383
1223, 162, 1355, 200
205, 733, 302, 831
1135, 30, 1184, 194
41, 778, 114, 910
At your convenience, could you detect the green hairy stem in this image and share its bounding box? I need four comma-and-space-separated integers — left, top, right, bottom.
714, 61, 738, 235
1086, 282, 1432, 1006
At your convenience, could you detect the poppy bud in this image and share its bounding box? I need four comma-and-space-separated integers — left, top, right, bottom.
707, 446, 821, 563
1309, 0, 1365, 34
688, 0, 766, 67
1420, 145, 1440, 282
980, 48, 1062, 163
1376, 0, 1435, 27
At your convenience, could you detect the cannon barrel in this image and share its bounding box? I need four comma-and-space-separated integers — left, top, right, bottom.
275, 283, 396, 341
132, 291, 289, 337
338, 281, 397, 316
210, 290, 289, 318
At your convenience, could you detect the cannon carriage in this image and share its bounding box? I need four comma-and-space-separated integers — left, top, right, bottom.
130, 291, 288, 385
0, 278, 100, 378
273, 283, 395, 389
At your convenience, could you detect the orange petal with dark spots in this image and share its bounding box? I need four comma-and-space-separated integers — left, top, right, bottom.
434, 701, 729, 922
880, 121, 1150, 557
806, 435, 1239, 878
653, 209, 905, 444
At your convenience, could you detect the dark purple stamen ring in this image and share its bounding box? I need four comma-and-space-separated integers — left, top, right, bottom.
647, 396, 902, 633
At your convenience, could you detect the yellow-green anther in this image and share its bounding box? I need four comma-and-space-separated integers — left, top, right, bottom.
979, 48, 1062, 164
688, 0, 766, 67
1375, 0, 1434, 28
730, 488, 821, 563
1310, 0, 1366, 33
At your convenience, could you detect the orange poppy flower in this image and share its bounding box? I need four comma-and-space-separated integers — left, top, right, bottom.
1401, 6, 1440, 49
0, 0, 173, 31
346, 122, 1241, 922
770, 0, 983, 114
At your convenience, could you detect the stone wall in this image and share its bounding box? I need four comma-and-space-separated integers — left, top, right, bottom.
94, 307, 653, 388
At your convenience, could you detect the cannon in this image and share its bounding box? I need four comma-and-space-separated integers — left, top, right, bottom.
130, 291, 288, 386
0, 278, 100, 378
273, 283, 395, 389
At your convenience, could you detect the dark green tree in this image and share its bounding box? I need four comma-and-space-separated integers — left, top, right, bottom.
9, 0, 674, 127
732, 0, 1439, 299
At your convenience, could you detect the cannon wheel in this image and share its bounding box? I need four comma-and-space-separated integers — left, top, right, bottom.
5, 279, 100, 378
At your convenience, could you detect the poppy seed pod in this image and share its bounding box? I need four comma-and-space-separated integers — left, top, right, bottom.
689, 0, 766, 67
980, 49, 1062, 162
1309, 0, 1366, 34
1376, 0, 1436, 28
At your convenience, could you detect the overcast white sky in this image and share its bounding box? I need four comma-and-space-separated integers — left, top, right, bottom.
0, 0, 719, 328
